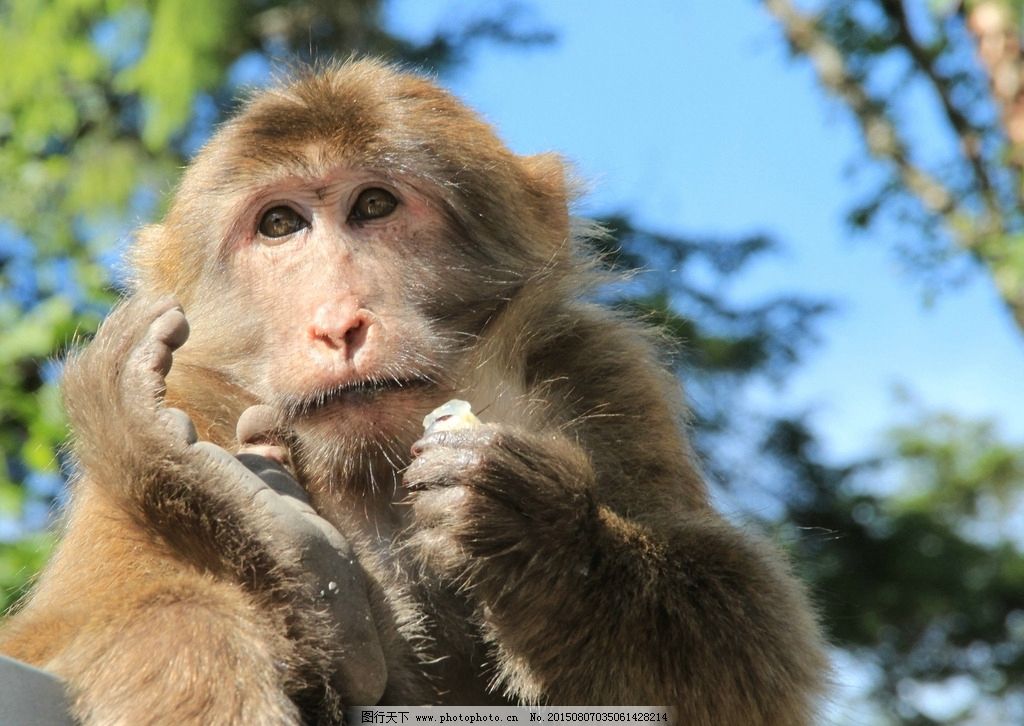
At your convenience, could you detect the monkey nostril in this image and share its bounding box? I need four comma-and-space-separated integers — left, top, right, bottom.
310, 313, 373, 361
344, 318, 368, 351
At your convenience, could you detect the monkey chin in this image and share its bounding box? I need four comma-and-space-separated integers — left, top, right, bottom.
286, 385, 430, 493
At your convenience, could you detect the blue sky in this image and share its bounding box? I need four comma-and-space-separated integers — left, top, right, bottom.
385, 0, 1024, 464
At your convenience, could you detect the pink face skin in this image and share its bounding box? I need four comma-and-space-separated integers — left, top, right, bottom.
224, 166, 456, 437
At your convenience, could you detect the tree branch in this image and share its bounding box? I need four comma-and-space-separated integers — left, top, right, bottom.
881, 0, 1001, 218
762, 0, 994, 247
762, 0, 1024, 331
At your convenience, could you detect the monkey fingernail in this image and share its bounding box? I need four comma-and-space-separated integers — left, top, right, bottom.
237, 404, 285, 447
160, 408, 198, 445
409, 432, 450, 457
237, 406, 295, 474
150, 307, 190, 350
237, 443, 292, 468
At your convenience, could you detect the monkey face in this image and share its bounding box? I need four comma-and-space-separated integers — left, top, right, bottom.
134, 61, 573, 454
229, 165, 461, 431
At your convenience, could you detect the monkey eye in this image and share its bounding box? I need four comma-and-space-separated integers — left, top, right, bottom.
258, 206, 309, 239
350, 188, 398, 222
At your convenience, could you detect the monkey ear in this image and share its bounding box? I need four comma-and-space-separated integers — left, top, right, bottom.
521, 153, 572, 246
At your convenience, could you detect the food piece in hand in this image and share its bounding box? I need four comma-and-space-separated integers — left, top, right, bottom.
423, 399, 481, 435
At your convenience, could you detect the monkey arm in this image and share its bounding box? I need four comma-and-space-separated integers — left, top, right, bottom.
0, 491, 308, 724
0, 297, 389, 722
2, 455, 390, 723
405, 426, 828, 721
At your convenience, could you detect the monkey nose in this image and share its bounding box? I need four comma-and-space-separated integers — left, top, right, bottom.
308, 304, 374, 361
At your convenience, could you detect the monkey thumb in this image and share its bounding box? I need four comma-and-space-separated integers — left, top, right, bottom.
236, 404, 286, 446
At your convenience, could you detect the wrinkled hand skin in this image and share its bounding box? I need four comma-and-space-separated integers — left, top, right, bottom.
64, 297, 387, 708
403, 425, 597, 590
225, 414, 388, 707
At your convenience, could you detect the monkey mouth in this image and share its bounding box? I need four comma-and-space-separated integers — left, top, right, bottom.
289, 376, 434, 416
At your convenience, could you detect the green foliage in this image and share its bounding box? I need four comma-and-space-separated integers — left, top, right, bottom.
773, 413, 1024, 723
594, 215, 831, 465
0, 532, 55, 614
596, 215, 830, 383
890, 410, 1024, 520
117, 0, 237, 150
761, 5, 1024, 711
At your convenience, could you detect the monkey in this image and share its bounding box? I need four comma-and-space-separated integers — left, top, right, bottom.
0, 59, 829, 724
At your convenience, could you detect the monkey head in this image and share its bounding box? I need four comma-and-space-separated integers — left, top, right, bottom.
128, 60, 575, 477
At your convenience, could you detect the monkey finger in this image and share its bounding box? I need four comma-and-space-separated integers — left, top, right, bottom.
192, 444, 328, 548
409, 429, 452, 457
190, 441, 275, 501
123, 299, 187, 365
147, 305, 190, 350
237, 442, 292, 468
410, 426, 496, 457
159, 407, 198, 445
193, 443, 332, 549
309, 546, 388, 705
206, 453, 363, 592
404, 442, 485, 491
234, 452, 310, 507
237, 405, 294, 469
189, 443, 313, 526
213, 451, 348, 558
121, 306, 190, 409
301, 511, 357, 554
96, 295, 182, 360
237, 404, 286, 446
409, 486, 469, 528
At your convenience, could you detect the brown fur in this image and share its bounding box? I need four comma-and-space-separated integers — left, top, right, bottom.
0, 59, 829, 723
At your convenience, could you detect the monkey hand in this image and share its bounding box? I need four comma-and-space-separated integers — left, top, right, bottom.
203, 405, 388, 706
62, 297, 387, 706
403, 424, 597, 585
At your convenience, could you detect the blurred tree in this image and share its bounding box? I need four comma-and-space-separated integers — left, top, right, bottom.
762, 0, 1024, 330
759, 3, 1024, 720
589, 216, 830, 485
775, 409, 1024, 724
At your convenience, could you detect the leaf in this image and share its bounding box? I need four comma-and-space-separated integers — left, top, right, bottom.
0, 481, 22, 517
0, 533, 56, 612
116, 0, 238, 149
0, 297, 76, 366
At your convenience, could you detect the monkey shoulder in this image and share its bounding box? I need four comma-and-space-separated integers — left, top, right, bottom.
522, 302, 706, 515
